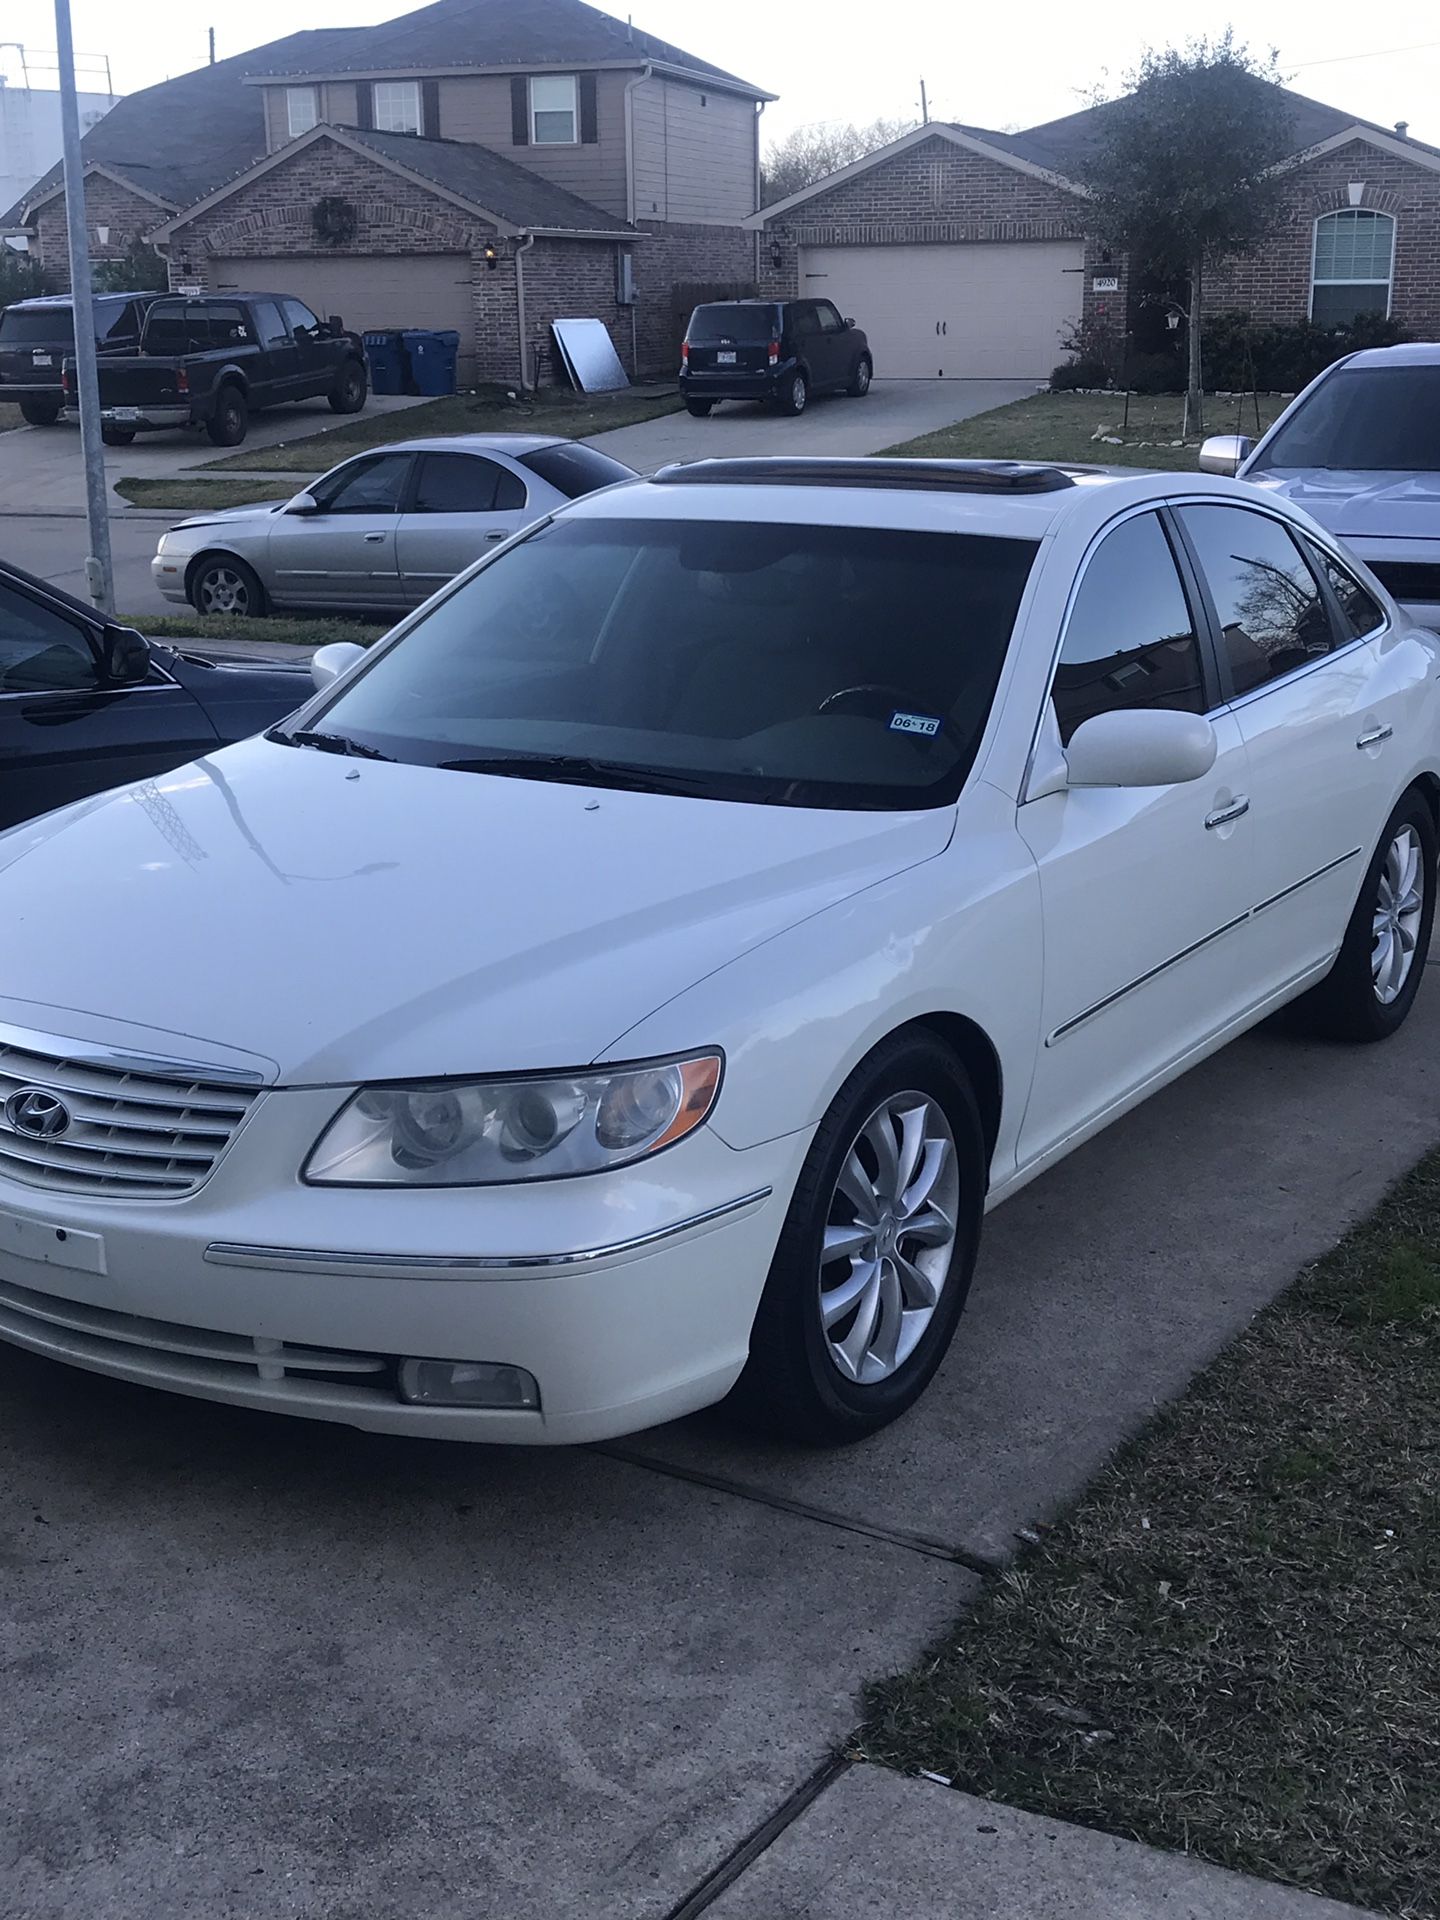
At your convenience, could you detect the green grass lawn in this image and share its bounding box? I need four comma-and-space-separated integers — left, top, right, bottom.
204, 385, 683, 473
885, 390, 1291, 469
116, 476, 301, 511
859, 1149, 1440, 1918
133, 612, 386, 648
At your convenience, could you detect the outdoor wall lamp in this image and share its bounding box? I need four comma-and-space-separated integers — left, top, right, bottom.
770, 241, 783, 269
484, 245, 498, 270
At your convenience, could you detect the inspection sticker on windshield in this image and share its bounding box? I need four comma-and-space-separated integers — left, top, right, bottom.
889, 711, 941, 737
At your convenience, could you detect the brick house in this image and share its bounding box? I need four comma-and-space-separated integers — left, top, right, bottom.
1, 0, 772, 386
752, 83, 1440, 380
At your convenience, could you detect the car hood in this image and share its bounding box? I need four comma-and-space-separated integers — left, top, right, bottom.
0, 738, 953, 1084
1245, 468, 1440, 540
172, 502, 287, 531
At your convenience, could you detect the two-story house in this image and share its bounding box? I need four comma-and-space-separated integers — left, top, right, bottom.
1, 0, 772, 385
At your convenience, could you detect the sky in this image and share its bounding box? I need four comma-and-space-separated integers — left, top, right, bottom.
4, 0, 1439, 149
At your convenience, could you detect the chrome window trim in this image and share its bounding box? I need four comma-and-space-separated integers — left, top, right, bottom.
0, 679, 178, 705
204, 1186, 774, 1277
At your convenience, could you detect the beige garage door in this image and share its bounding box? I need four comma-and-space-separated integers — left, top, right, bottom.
798, 241, 1085, 379
209, 255, 475, 380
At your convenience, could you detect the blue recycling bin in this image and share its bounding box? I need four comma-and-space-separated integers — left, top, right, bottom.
363, 331, 406, 395
402, 329, 460, 396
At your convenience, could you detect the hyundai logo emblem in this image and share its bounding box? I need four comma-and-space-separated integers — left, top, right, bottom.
4, 1087, 72, 1140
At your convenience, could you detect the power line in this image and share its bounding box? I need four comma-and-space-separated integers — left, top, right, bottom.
1289, 37, 1440, 71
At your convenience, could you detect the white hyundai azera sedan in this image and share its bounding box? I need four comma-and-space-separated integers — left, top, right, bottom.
1, 458, 1436, 1446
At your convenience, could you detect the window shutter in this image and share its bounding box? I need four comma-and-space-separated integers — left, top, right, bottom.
511, 75, 530, 144
580, 72, 598, 144
422, 79, 441, 138
356, 85, 374, 130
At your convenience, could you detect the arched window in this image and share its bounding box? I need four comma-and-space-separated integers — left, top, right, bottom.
1311, 209, 1394, 325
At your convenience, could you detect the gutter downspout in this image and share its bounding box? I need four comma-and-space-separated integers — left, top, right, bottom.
514, 230, 536, 391
623, 62, 654, 378
754, 100, 766, 283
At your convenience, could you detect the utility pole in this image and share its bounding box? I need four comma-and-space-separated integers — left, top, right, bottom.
54, 0, 114, 614
208, 26, 216, 65
919, 78, 929, 125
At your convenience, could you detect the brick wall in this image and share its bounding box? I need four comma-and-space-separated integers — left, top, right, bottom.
633, 218, 755, 373
1205, 139, 1440, 335
32, 174, 171, 288
757, 133, 1125, 335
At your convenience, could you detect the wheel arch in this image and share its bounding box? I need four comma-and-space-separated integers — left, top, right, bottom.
1409, 771, 1440, 834
184, 547, 262, 612
894, 1012, 1003, 1170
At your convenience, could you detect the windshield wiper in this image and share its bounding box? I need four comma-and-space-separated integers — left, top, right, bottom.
278, 727, 394, 761
437, 752, 728, 794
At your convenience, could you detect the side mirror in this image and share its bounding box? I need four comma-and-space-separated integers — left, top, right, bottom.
327, 315, 344, 335
1065, 708, 1218, 789
1198, 434, 1253, 477
100, 622, 152, 686
310, 641, 366, 692
286, 490, 320, 515
843, 316, 856, 329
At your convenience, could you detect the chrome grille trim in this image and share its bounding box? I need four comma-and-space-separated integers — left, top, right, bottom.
0, 1277, 390, 1383
0, 1036, 257, 1196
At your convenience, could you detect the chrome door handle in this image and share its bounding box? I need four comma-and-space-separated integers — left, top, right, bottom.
363, 532, 385, 544
1356, 724, 1393, 748
483, 531, 506, 543
1205, 796, 1250, 829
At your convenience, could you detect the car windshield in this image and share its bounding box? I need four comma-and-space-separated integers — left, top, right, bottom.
0, 306, 73, 345
1250, 365, 1440, 472
687, 305, 780, 344
308, 517, 1038, 810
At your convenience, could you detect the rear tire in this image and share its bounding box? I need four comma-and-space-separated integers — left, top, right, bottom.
1289, 790, 1435, 1042
19, 399, 60, 426
684, 399, 714, 417
777, 371, 808, 417
729, 1030, 985, 1445
100, 426, 136, 446
188, 553, 266, 619
329, 360, 368, 414
847, 356, 873, 398
206, 385, 248, 447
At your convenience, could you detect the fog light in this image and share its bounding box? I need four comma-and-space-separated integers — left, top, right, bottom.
398, 1358, 540, 1409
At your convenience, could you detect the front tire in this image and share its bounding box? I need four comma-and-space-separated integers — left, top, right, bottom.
684, 398, 714, 417
206, 385, 248, 446
329, 360, 367, 414
188, 553, 266, 619
19, 399, 60, 426
730, 1031, 985, 1444
847, 356, 872, 397
1291, 790, 1435, 1042
777, 371, 808, 417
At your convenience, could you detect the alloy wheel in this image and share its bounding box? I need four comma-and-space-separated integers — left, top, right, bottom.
818, 1090, 959, 1385
1373, 823, 1425, 1004
196, 567, 250, 616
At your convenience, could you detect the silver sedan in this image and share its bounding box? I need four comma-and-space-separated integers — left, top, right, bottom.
151, 434, 637, 618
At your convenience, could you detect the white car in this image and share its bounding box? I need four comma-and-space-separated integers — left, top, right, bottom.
151, 434, 637, 617
1201, 342, 1440, 629
2, 458, 1437, 1446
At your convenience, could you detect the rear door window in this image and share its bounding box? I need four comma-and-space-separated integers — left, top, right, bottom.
412, 453, 504, 514
1179, 505, 1338, 696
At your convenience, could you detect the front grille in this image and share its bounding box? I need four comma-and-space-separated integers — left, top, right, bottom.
1369, 560, 1440, 605
0, 1276, 395, 1396
0, 1037, 257, 1196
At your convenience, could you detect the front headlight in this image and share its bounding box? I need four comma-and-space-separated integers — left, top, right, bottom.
304, 1053, 722, 1186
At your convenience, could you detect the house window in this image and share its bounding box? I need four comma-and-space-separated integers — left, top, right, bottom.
530, 74, 578, 145
286, 87, 319, 138
1311, 209, 1394, 326
372, 80, 422, 134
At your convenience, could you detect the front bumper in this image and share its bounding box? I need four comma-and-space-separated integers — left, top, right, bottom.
152, 550, 197, 604
0, 1090, 807, 1444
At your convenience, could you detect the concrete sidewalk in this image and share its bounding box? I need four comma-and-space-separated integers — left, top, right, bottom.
706, 1767, 1379, 1919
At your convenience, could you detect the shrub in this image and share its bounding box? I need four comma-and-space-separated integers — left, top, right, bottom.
1050, 356, 1110, 391
1202, 309, 1411, 391
1127, 350, 1186, 394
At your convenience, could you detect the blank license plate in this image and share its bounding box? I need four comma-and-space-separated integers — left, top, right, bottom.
32, 353, 52, 366
111, 408, 138, 422
716, 351, 737, 365
0, 1207, 107, 1275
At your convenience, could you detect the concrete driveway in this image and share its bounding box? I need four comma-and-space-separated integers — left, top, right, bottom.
590, 377, 1033, 472
6, 977, 1439, 1918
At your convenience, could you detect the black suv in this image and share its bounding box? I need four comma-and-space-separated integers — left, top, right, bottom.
679, 299, 872, 417
0, 292, 162, 425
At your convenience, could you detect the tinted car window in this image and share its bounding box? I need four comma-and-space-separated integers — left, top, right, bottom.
518, 443, 632, 499
1302, 538, 1385, 640
1249, 366, 1440, 473
1052, 512, 1205, 744
686, 304, 780, 344
282, 299, 322, 337
0, 306, 74, 345
206, 303, 251, 346
142, 302, 206, 353
313, 454, 412, 515
312, 519, 1038, 811
1180, 505, 1335, 696
814, 303, 844, 333
412, 454, 502, 514
251, 299, 288, 349
0, 581, 97, 695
